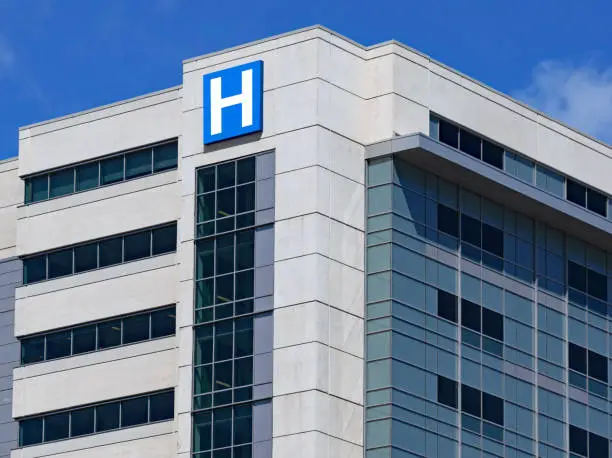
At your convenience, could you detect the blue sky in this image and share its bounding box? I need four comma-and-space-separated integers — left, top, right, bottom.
1, 0, 611, 159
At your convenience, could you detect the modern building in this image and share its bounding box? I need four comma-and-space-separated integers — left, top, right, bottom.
0, 24, 610, 458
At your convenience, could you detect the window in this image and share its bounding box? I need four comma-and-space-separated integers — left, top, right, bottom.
23, 224, 177, 284
482, 392, 503, 425
20, 306, 176, 365
482, 308, 503, 341
461, 384, 481, 417
567, 179, 586, 207
461, 299, 481, 332
482, 224, 503, 257
437, 289, 458, 323
192, 405, 253, 456
461, 214, 481, 248
439, 119, 459, 148
459, 129, 481, 159
569, 342, 608, 396
569, 425, 609, 458
24, 141, 177, 204
587, 188, 607, 216
482, 140, 504, 169
18, 390, 174, 447
437, 376, 458, 408
438, 204, 459, 238
568, 260, 608, 302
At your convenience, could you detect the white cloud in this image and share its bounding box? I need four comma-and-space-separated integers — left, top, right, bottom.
513, 60, 612, 144
0, 38, 14, 77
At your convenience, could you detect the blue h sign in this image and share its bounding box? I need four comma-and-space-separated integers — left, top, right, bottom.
203, 61, 263, 144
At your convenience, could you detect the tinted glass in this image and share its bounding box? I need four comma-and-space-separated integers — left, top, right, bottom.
28, 175, 49, 203
49, 169, 74, 198
437, 290, 457, 323
568, 261, 587, 292
439, 120, 459, 148
125, 149, 152, 179
193, 411, 212, 452
44, 412, 69, 442
96, 402, 120, 432
20, 418, 43, 446
482, 224, 503, 257
236, 231, 255, 270
587, 188, 607, 216
194, 326, 213, 365
237, 157, 255, 184
235, 270, 254, 300
152, 225, 177, 255
216, 234, 234, 275
98, 321, 121, 349
461, 299, 481, 332
461, 214, 481, 247
482, 140, 504, 169
121, 396, 149, 427
74, 243, 98, 273
151, 308, 175, 338
233, 405, 253, 445
196, 239, 215, 279
149, 391, 174, 421
45, 331, 71, 360
235, 317, 253, 357
100, 156, 124, 185
482, 308, 503, 341
236, 183, 255, 213
587, 268, 607, 301
48, 249, 73, 279
99, 237, 123, 267
459, 129, 481, 159
566, 179, 586, 207
217, 162, 235, 189
24, 256, 46, 284
569, 425, 588, 456
70, 407, 95, 437
234, 357, 253, 388
569, 343, 587, 374
21, 336, 45, 364
217, 188, 235, 218
437, 376, 458, 408
72, 325, 97, 354
122, 314, 150, 344
124, 231, 151, 262
482, 392, 503, 425
461, 385, 481, 417
198, 194, 215, 223
75, 162, 99, 191
589, 432, 609, 458
153, 142, 178, 172
588, 350, 608, 382
438, 205, 459, 237
214, 407, 232, 448
197, 167, 215, 194
215, 321, 234, 361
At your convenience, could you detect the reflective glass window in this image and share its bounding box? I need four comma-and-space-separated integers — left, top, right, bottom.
567, 179, 586, 207
26, 175, 49, 203
45, 330, 71, 360
98, 321, 121, 349
237, 157, 255, 184
459, 129, 481, 159
19, 418, 43, 446
100, 156, 124, 185
437, 289, 458, 323
21, 336, 45, 364
121, 396, 149, 427
152, 225, 177, 255
70, 407, 94, 437
47, 249, 73, 279
72, 325, 96, 354
437, 376, 458, 408
49, 169, 74, 198
151, 308, 175, 338
153, 143, 178, 172
149, 391, 174, 421
99, 237, 123, 267
438, 204, 459, 237
75, 162, 99, 191
122, 314, 150, 344
461, 384, 481, 417
439, 120, 459, 148
74, 243, 98, 273
44, 412, 69, 442
587, 188, 607, 216
95, 402, 120, 432
461, 299, 481, 333
125, 149, 152, 179
24, 256, 46, 284
124, 231, 151, 262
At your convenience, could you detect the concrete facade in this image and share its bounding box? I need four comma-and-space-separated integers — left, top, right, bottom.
0, 25, 608, 458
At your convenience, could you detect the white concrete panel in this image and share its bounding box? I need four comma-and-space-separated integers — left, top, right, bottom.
393, 54, 430, 108
15, 261, 177, 336
10, 423, 173, 458
19, 94, 180, 176
428, 70, 539, 156
0, 206, 17, 252
316, 127, 364, 185
393, 94, 429, 138
273, 430, 362, 458
275, 254, 363, 318
275, 213, 363, 270
273, 390, 362, 445
363, 94, 395, 144
0, 164, 21, 208
17, 182, 178, 255
13, 348, 175, 417
274, 343, 328, 395
182, 38, 319, 111
274, 302, 329, 350
329, 307, 363, 358
176, 365, 192, 415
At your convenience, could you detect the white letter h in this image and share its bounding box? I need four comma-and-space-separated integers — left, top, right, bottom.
210, 69, 253, 136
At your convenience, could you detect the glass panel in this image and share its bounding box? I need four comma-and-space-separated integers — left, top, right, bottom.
237, 157, 255, 184
198, 167, 215, 194
153, 142, 178, 172
21, 336, 45, 364
45, 330, 71, 360
217, 188, 235, 218
125, 149, 152, 179
70, 407, 95, 437
235, 317, 253, 357
99, 237, 123, 267
124, 231, 151, 262
461, 299, 481, 332
438, 204, 459, 237
95, 402, 120, 432
72, 325, 96, 354
194, 326, 214, 365
196, 279, 214, 309
75, 162, 99, 191
47, 249, 73, 279
49, 168, 74, 198
569, 425, 587, 456
236, 183, 255, 214
198, 194, 216, 223
213, 407, 232, 448
235, 270, 254, 300
234, 357, 253, 387
482, 140, 504, 169
214, 360, 232, 391
100, 156, 124, 185
28, 175, 49, 203
196, 239, 215, 279
567, 179, 586, 207
151, 307, 176, 338
122, 314, 150, 344
152, 225, 177, 255
437, 376, 458, 408
217, 162, 235, 189
149, 391, 174, 421
439, 120, 459, 148
121, 396, 149, 427
459, 129, 481, 159
24, 256, 47, 284
236, 231, 254, 270
233, 404, 253, 445
194, 365, 213, 394
216, 235, 234, 275
44, 412, 69, 442
215, 321, 234, 361
74, 243, 98, 273
97, 321, 121, 349
193, 411, 212, 452
461, 384, 481, 417
482, 392, 504, 425
20, 418, 43, 446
